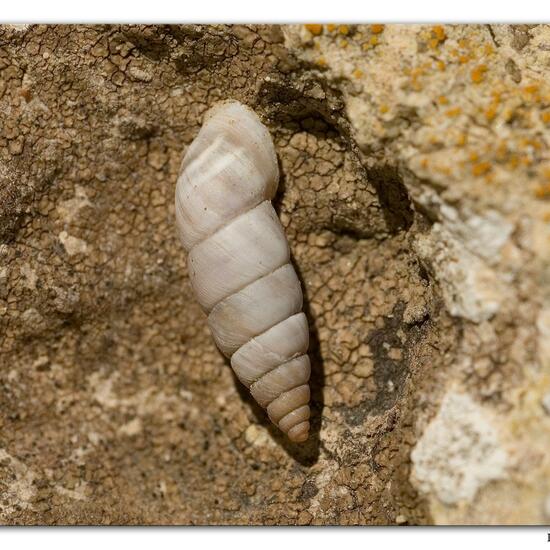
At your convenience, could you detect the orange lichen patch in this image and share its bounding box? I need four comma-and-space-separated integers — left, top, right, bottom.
304, 24, 323, 36
420, 157, 429, 169
352, 69, 364, 79
502, 107, 516, 123
436, 60, 446, 71
316, 57, 327, 67
541, 111, 550, 124
469, 151, 479, 162
326, 24, 337, 33
459, 54, 472, 65
371, 24, 385, 35
433, 25, 446, 40
507, 155, 520, 170
338, 25, 350, 35
523, 84, 540, 95
436, 164, 452, 176
522, 83, 542, 103
535, 184, 550, 199
458, 134, 468, 147
407, 63, 431, 91
522, 137, 544, 150
437, 95, 449, 105
483, 43, 495, 56
495, 142, 510, 162
445, 107, 462, 117
429, 25, 447, 49
472, 161, 492, 177
471, 64, 488, 84
379, 103, 389, 114
520, 155, 533, 167
485, 103, 498, 122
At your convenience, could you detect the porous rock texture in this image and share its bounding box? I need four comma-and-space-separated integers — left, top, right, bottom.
0, 24, 548, 525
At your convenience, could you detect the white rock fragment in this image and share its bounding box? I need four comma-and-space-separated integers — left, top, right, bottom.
395, 514, 407, 524
0, 448, 36, 518
414, 224, 507, 323
414, 188, 513, 264
56, 185, 91, 223
128, 65, 153, 83
411, 391, 508, 505
118, 417, 143, 436
59, 231, 88, 256
244, 424, 272, 447
20, 263, 38, 290
55, 481, 88, 501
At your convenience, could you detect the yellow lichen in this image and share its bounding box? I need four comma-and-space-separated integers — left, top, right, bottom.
495, 142, 509, 162
371, 24, 385, 35
379, 103, 389, 114
472, 161, 492, 176
369, 36, 379, 47
535, 184, 550, 199
471, 64, 488, 84
456, 133, 467, 146
326, 24, 337, 33
339, 39, 349, 49
436, 164, 452, 176
485, 104, 498, 122
523, 84, 540, 95
508, 155, 520, 170
437, 95, 449, 105
338, 25, 350, 35
304, 24, 323, 36
445, 107, 462, 117
352, 69, 364, 79
429, 25, 447, 49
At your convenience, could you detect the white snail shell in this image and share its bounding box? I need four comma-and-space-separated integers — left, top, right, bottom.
175, 100, 311, 443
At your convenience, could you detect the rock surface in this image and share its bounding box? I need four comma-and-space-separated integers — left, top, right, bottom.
0, 24, 548, 525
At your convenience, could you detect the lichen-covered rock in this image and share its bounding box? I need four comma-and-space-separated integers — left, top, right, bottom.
0, 24, 548, 525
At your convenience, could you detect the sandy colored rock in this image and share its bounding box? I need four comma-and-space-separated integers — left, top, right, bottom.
0, 24, 548, 525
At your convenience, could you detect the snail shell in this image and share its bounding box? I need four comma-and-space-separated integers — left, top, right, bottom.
175, 100, 311, 443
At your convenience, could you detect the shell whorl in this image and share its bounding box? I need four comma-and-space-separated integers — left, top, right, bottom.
175, 101, 311, 443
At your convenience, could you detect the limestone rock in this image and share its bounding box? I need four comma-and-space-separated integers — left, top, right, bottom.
0, 24, 548, 525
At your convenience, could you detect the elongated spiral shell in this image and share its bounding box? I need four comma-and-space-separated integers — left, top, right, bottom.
175, 100, 311, 443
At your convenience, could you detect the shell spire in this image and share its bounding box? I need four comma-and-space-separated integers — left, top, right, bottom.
175, 100, 311, 443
